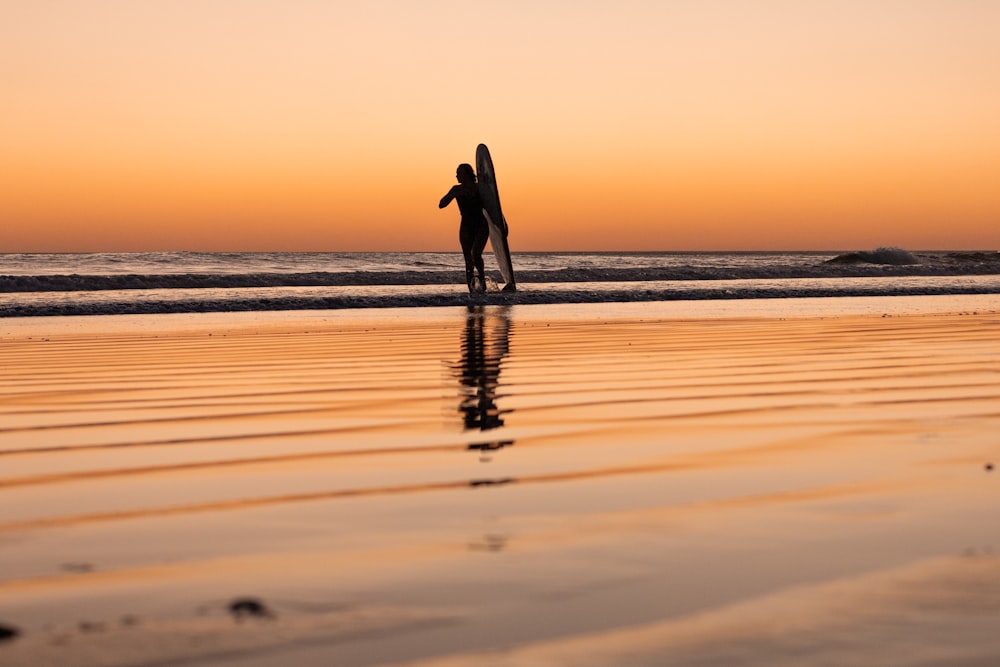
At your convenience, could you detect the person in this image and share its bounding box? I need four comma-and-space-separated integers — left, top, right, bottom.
439, 163, 489, 292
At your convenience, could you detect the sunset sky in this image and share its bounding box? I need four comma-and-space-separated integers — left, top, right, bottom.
3, 1, 999, 252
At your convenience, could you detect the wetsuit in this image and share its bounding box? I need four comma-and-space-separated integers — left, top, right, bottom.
455, 187, 489, 252
441, 182, 489, 290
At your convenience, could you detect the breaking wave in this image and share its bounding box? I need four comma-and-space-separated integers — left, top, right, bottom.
826, 247, 920, 265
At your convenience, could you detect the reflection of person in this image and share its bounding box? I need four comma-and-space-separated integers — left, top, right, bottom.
439, 163, 489, 293
455, 305, 513, 455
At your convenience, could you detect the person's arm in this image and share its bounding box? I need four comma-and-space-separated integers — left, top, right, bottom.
439, 186, 458, 209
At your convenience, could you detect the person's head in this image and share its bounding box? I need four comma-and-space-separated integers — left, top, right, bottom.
456, 163, 476, 185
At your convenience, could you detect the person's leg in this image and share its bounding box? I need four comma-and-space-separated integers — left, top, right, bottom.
460, 227, 476, 292
472, 226, 489, 289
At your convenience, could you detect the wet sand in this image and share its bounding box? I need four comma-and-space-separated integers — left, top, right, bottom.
1, 295, 999, 666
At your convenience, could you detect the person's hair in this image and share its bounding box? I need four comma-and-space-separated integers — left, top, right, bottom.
456, 163, 476, 184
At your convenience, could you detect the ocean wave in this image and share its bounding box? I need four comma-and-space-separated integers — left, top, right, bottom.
4, 253, 1000, 293
0, 271, 459, 293
3, 250, 999, 316
825, 246, 920, 265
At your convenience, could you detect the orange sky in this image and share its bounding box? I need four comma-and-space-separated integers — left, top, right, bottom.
3, 0, 999, 252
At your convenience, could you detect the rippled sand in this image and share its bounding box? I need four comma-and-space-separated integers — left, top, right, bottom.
2, 296, 999, 666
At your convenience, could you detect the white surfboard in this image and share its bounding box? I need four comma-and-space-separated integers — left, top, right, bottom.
475, 144, 516, 291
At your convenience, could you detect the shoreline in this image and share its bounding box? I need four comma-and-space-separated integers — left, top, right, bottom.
4, 280, 1000, 318
3, 293, 999, 339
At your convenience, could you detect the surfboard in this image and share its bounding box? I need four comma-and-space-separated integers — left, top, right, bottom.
475, 144, 516, 291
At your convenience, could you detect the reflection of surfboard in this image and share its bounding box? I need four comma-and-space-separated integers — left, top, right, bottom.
475, 144, 516, 291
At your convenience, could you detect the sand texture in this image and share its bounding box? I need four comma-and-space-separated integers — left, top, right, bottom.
2, 297, 999, 666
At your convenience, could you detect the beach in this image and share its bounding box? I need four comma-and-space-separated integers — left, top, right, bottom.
2, 295, 999, 666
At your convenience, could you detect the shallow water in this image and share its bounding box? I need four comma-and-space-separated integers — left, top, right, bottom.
1, 299, 999, 665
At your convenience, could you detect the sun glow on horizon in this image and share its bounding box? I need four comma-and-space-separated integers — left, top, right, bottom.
3, 1, 999, 252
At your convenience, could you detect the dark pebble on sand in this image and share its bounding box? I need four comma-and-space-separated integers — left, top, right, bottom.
78, 620, 107, 633
228, 597, 274, 620
61, 562, 95, 573
0, 623, 22, 641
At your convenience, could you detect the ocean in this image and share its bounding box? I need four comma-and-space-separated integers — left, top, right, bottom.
2, 249, 1000, 317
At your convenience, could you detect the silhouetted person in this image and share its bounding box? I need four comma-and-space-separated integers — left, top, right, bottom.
439, 163, 489, 293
